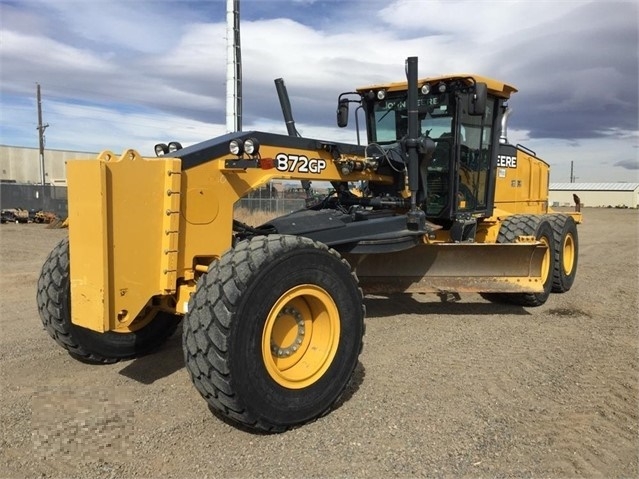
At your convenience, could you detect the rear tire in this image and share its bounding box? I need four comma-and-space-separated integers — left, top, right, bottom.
183, 235, 365, 432
36, 238, 180, 364
546, 214, 578, 293
480, 215, 555, 307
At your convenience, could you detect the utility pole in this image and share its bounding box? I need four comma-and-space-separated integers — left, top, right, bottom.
570, 161, 576, 183
36, 83, 49, 185
225, 0, 242, 133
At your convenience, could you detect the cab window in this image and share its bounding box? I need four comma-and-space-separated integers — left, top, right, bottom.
457, 99, 495, 212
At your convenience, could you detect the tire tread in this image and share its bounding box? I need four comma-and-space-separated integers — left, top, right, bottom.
183, 234, 364, 432
481, 214, 554, 307
36, 238, 179, 363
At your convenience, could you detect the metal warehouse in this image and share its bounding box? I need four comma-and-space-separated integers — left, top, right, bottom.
550, 183, 639, 209
0, 145, 98, 184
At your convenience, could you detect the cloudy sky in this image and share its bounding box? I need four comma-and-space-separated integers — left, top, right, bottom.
1, 0, 637, 182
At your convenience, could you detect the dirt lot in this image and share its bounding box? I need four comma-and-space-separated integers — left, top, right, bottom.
0, 208, 637, 478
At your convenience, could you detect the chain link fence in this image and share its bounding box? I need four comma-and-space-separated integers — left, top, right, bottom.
235, 197, 305, 215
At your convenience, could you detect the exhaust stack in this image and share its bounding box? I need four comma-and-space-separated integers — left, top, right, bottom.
405, 56, 426, 230
275, 78, 312, 198
500, 107, 512, 144
274, 78, 298, 137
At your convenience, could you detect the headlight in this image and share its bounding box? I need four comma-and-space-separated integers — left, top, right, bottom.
168, 141, 183, 152
244, 137, 260, 156
154, 143, 168, 157
376, 89, 386, 100
229, 139, 244, 156
421, 83, 430, 95
437, 82, 447, 93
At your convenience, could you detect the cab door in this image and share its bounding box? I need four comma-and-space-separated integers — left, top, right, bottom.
454, 95, 497, 216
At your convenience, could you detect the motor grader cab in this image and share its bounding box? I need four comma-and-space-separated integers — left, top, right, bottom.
37, 57, 580, 432
338, 72, 497, 226
340, 67, 542, 228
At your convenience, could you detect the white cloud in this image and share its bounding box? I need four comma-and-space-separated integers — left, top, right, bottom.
40, 100, 226, 155
378, 0, 581, 42
2, 30, 113, 75
27, 0, 191, 54
151, 22, 227, 74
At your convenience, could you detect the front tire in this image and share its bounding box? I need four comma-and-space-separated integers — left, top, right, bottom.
36, 238, 180, 364
183, 235, 365, 432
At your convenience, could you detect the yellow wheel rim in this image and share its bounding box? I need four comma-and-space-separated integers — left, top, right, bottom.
562, 232, 575, 275
262, 285, 340, 389
540, 236, 551, 283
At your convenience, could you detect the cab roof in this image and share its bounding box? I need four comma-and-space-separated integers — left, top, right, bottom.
357, 73, 518, 99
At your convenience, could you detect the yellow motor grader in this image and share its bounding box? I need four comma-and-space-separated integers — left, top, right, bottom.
36, 57, 580, 432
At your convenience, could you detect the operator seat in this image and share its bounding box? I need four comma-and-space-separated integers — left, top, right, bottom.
420, 133, 452, 215
432, 132, 452, 168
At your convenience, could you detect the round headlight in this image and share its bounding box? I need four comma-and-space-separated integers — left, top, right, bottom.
421, 83, 430, 95
229, 139, 244, 156
437, 82, 447, 93
244, 138, 260, 156
376, 89, 386, 100
154, 143, 168, 157
168, 141, 183, 152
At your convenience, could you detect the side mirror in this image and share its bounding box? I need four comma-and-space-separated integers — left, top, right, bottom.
469, 82, 487, 116
337, 99, 349, 127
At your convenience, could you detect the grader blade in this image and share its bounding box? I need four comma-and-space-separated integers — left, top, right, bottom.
345, 242, 547, 295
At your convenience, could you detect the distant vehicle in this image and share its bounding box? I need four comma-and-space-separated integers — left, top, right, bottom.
0, 209, 17, 223
0, 208, 59, 224
1, 208, 30, 223
0, 208, 31, 223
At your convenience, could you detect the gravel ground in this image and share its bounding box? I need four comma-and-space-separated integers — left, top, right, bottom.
0, 207, 637, 478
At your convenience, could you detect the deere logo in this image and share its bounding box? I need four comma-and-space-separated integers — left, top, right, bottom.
497, 155, 517, 168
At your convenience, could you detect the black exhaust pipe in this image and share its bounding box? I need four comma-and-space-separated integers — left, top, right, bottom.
274, 78, 298, 137
275, 78, 314, 199
405, 56, 426, 230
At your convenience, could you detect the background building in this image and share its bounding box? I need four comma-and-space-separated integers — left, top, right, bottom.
0, 145, 97, 185
550, 183, 639, 209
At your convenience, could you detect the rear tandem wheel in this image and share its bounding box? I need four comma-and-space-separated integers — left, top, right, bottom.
546, 214, 579, 293
182, 234, 365, 432
480, 214, 556, 307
